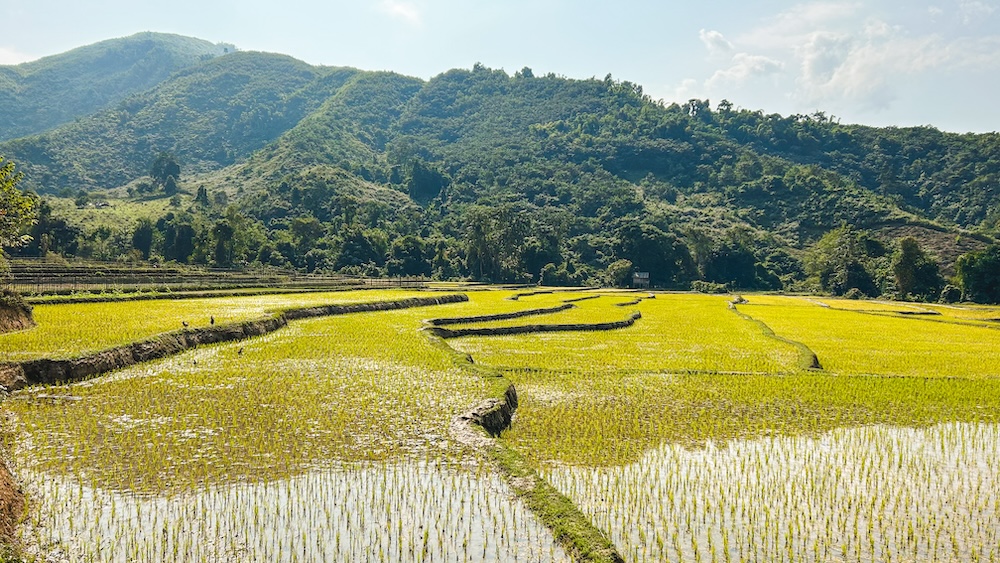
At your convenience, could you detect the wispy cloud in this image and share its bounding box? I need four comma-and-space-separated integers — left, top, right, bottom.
958, 0, 996, 23
378, 0, 423, 27
693, 0, 1000, 112
706, 53, 783, 89
699, 29, 734, 56
691, 29, 784, 94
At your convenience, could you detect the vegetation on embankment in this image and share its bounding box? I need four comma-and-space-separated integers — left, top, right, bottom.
425, 303, 575, 326
0, 293, 467, 390
0, 289, 436, 362
426, 311, 641, 339
425, 322, 626, 562
728, 299, 822, 370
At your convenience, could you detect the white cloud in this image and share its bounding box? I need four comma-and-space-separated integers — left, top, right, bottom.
796, 24, 949, 110
378, 0, 422, 27
712, 1, 1000, 113
739, 1, 862, 50
0, 46, 33, 65
706, 53, 783, 89
699, 29, 734, 56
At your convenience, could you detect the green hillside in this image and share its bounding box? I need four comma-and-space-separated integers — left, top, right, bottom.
3, 52, 360, 193
0, 32, 231, 141
3, 37, 999, 299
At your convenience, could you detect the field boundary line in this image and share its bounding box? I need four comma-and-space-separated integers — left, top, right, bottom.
729, 299, 823, 370
424, 323, 625, 562
0, 294, 468, 392
425, 303, 576, 326
425, 311, 642, 339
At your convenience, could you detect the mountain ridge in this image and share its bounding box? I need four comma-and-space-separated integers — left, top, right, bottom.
0, 32, 233, 142
3, 34, 998, 297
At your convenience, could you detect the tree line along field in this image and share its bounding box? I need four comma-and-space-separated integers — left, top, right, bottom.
1, 288, 999, 562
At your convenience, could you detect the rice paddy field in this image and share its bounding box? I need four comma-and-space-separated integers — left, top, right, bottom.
0, 289, 433, 361
2, 288, 1000, 561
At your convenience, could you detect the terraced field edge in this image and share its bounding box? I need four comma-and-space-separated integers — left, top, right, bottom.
729, 299, 823, 370
425, 311, 642, 339
426, 327, 625, 562
0, 294, 469, 391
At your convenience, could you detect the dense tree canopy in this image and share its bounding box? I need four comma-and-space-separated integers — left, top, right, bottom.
0, 156, 37, 249
956, 245, 1000, 304
1, 50, 997, 298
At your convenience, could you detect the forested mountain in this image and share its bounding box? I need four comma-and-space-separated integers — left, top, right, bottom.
3, 36, 999, 300
3, 52, 361, 191
0, 33, 231, 142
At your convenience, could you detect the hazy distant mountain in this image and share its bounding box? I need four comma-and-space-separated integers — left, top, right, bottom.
2, 50, 360, 191
0, 32, 232, 141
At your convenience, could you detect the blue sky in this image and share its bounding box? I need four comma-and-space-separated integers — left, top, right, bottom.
3, 0, 999, 133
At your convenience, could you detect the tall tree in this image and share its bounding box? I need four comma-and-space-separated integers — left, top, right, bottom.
804, 226, 880, 297
956, 245, 1000, 303
131, 218, 154, 260
1, 156, 37, 249
150, 153, 181, 185
615, 223, 695, 288
212, 220, 235, 267
892, 237, 943, 301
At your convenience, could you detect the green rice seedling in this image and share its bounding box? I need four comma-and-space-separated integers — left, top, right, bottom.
543, 422, 1000, 562
2, 292, 572, 561
17, 463, 571, 562
451, 293, 802, 375
0, 289, 434, 361
739, 295, 1000, 377
501, 371, 1000, 466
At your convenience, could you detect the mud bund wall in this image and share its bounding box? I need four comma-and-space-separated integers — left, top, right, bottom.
426, 303, 575, 326
454, 384, 519, 437
0, 294, 468, 391
0, 299, 35, 334
425, 311, 642, 339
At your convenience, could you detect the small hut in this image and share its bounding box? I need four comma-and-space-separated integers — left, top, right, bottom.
632, 271, 650, 289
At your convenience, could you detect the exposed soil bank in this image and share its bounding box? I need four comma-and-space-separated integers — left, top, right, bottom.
283, 294, 466, 319
0, 291, 34, 334
425, 312, 642, 339
426, 303, 575, 326
562, 295, 601, 303
0, 294, 469, 391
507, 287, 599, 301
453, 384, 519, 437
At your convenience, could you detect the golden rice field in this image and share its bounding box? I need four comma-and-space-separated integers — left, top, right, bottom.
0, 290, 433, 361
2, 293, 569, 561
450, 293, 803, 375
3, 288, 1000, 562
738, 295, 1000, 378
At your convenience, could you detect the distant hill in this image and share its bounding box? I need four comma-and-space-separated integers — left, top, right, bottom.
0, 32, 232, 141
3, 51, 359, 191
3, 35, 998, 296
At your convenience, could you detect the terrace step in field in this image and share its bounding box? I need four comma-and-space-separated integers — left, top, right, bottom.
2, 288, 999, 561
